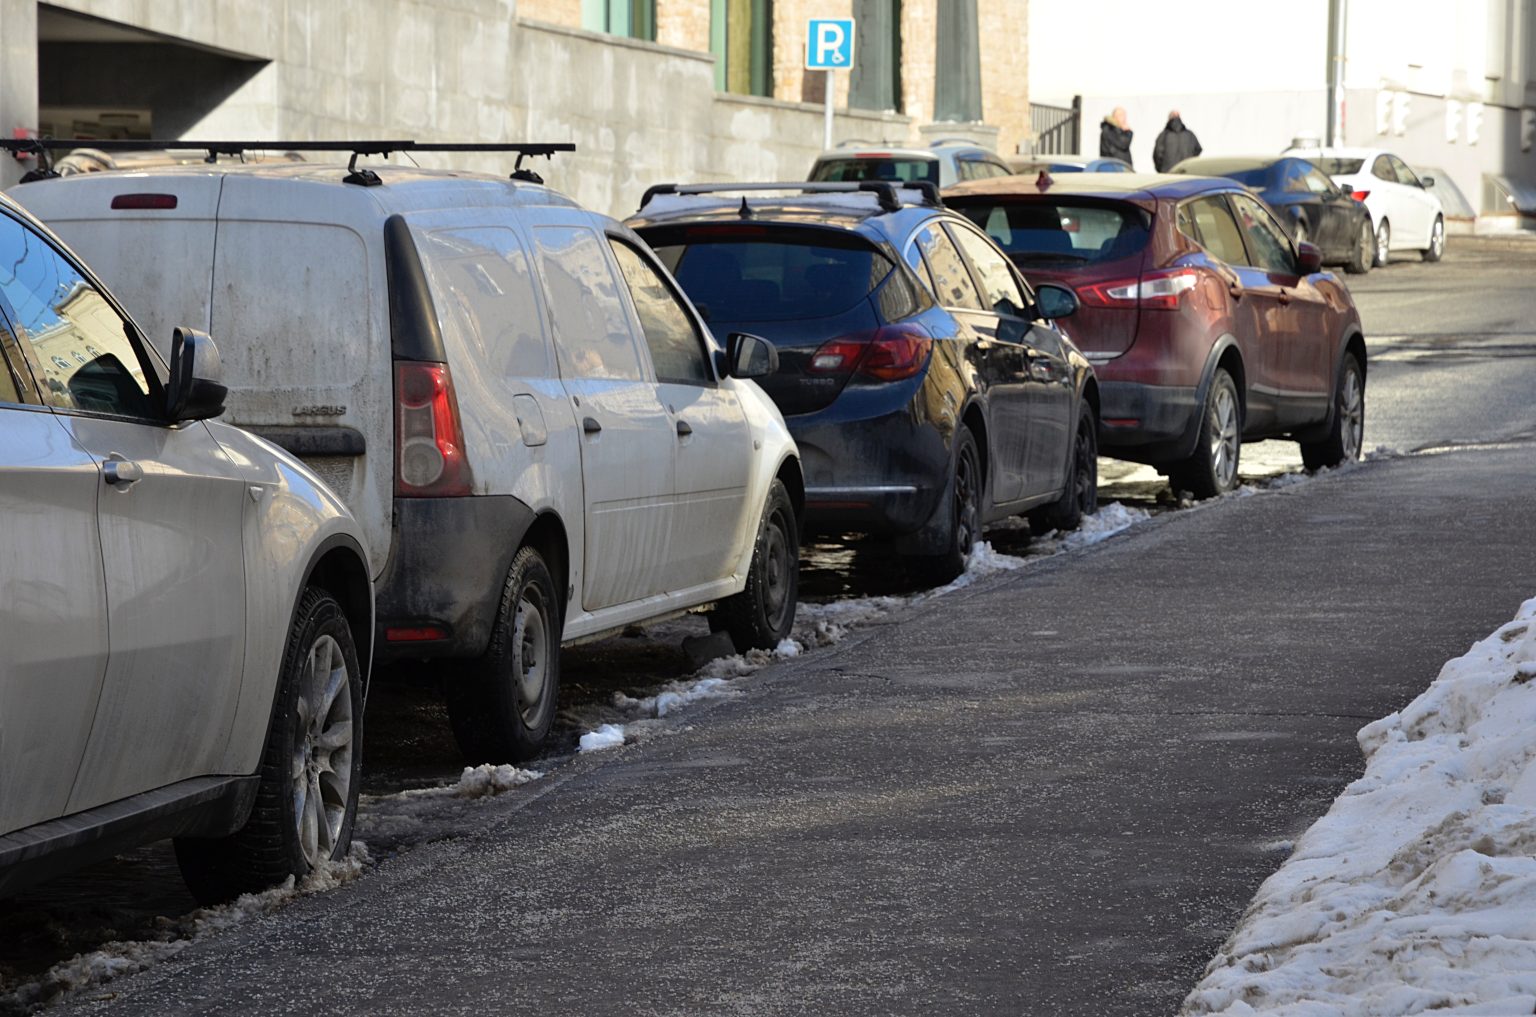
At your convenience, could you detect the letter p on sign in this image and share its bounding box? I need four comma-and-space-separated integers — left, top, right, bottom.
806, 18, 855, 70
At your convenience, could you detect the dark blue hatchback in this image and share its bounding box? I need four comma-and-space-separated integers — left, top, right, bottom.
630, 182, 1100, 581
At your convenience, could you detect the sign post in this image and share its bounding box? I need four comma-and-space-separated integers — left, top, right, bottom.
806, 18, 855, 151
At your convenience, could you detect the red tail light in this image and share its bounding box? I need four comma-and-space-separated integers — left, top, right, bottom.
807, 323, 933, 382
395, 361, 472, 497
1077, 267, 1199, 310
1349, 190, 1369, 202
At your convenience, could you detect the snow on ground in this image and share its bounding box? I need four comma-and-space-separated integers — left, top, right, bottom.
1183, 597, 1536, 1017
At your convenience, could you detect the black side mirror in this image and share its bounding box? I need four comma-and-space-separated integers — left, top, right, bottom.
1296, 242, 1323, 275
725, 333, 779, 379
166, 326, 228, 421
1034, 283, 1080, 320
1339, 183, 1355, 197
1419, 175, 1435, 188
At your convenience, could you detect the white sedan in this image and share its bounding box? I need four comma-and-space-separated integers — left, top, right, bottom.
0, 192, 373, 904
1283, 146, 1446, 266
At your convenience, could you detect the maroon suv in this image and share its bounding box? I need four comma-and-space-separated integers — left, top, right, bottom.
945, 173, 1366, 497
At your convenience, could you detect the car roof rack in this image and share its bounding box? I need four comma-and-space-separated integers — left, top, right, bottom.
0, 139, 575, 186
637, 180, 942, 214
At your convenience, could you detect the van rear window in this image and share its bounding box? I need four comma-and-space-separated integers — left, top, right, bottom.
954, 200, 1150, 267
651, 230, 894, 322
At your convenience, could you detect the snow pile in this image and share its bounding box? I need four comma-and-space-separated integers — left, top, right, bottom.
1059, 502, 1150, 549
1183, 598, 1536, 1016
452, 763, 544, 798
578, 723, 627, 753
0, 845, 370, 1016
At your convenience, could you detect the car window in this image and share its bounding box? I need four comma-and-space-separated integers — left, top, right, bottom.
0, 212, 157, 418
1184, 196, 1249, 266
609, 238, 712, 385
1302, 166, 1338, 195
956, 159, 1009, 181
1388, 156, 1421, 187
947, 222, 1027, 316
958, 199, 1150, 267
1281, 161, 1310, 193
531, 225, 646, 381
416, 225, 553, 380
1317, 157, 1365, 175
0, 327, 23, 404
1371, 155, 1395, 182
915, 224, 985, 310
810, 157, 940, 185
1229, 194, 1297, 275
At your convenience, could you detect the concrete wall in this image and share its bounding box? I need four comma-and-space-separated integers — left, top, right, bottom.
0, 0, 908, 215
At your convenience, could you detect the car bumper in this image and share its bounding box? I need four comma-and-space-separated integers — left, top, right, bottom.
1097, 380, 1198, 450
375, 495, 536, 661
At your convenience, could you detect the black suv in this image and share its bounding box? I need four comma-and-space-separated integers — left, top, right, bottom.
629, 182, 1099, 580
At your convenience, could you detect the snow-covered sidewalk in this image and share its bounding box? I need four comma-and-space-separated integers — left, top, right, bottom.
1184, 596, 1536, 1016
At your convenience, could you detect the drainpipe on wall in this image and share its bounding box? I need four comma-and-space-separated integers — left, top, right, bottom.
1326, 0, 1348, 147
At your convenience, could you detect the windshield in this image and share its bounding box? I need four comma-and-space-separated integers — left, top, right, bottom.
1315, 157, 1365, 175
810, 157, 940, 185
955, 200, 1150, 266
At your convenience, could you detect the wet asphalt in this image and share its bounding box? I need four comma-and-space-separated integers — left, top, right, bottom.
45, 434, 1536, 1016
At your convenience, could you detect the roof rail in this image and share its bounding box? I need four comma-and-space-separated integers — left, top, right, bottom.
637, 180, 942, 214
1, 139, 575, 185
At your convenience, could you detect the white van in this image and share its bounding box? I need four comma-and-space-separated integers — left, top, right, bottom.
13, 162, 803, 762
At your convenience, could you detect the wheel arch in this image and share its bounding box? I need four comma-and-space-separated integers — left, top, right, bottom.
299, 535, 375, 691
961, 400, 989, 491
774, 454, 806, 532
520, 511, 571, 622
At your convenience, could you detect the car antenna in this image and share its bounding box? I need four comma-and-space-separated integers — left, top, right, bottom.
738, 196, 754, 220
1036, 169, 1054, 191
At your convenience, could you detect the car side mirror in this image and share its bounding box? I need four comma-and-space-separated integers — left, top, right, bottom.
1296, 242, 1323, 275
1419, 175, 1435, 188
726, 332, 779, 379
1034, 283, 1079, 320
1339, 183, 1354, 197
166, 326, 228, 421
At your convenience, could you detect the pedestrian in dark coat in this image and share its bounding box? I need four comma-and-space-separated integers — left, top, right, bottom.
1153, 110, 1202, 172
1099, 107, 1133, 167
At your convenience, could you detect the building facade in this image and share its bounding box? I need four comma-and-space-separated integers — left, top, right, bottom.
1029, 0, 1536, 224
0, 0, 1030, 215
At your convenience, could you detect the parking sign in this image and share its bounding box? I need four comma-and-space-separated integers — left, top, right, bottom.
805, 18, 855, 70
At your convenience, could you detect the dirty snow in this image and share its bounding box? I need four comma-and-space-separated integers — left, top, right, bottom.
1183, 597, 1536, 1016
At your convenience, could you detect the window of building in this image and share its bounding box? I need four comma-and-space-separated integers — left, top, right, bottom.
849, 0, 901, 112
581, 0, 656, 41
712, 0, 773, 97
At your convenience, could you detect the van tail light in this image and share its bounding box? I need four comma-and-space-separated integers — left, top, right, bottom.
807, 323, 933, 382
110, 193, 178, 210
1349, 190, 1369, 202
395, 361, 472, 497
1077, 268, 1199, 310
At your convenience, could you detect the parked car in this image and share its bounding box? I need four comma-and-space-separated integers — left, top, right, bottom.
809, 141, 1014, 188
628, 181, 1099, 579
0, 191, 373, 904
1281, 145, 1447, 265
11, 157, 802, 764
945, 173, 1367, 497
1008, 154, 1133, 174
1168, 155, 1374, 274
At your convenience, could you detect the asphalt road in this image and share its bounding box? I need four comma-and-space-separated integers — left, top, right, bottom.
21, 236, 1534, 1015
7, 236, 1536, 1015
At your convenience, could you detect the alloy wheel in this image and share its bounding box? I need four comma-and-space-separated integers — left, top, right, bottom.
1375, 221, 1390, 266
1209, 384, 1240, 491
1430, 219, 1445, 259
291, 633, 355, 870
1339, 366, 1364, 462
954, 443, 980, 554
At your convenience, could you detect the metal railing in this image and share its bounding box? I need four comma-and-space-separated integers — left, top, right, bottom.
1028, 96, 1081, 155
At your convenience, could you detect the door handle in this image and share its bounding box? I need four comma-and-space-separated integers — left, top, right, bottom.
103, 457, 143, 487
1277, 290, 1292, 305
676, 420, 693, 437
582, 416, 602, 434
1228, 283, 1243, 299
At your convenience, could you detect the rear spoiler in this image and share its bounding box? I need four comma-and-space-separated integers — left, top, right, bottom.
637, 180, 943, 214
0, 139, 575, 186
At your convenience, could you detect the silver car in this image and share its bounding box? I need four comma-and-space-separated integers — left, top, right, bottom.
0, 192, 373, 904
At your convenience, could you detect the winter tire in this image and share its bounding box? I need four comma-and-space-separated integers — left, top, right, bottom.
175, 588, 363, 905
714, 478, 799, 653
1374, 219, 1390, 267
1029, 400, 1098, 534
1168, 368, 1241, 499
910, 427, 982, 585
447, 545, 562, 764
1422, 216, 1445, 262
1301, 353, 1365, 471
1344, 218, 1373, 275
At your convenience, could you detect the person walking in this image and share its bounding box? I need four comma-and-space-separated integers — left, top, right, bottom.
1153, 110, 1202, 172
1099, 107, 1133, 167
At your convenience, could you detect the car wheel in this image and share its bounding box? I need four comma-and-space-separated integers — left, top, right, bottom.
909, 427, 982, 585
447, 545, 562, 763
1422, 215, 1445, 262
1168, 368, 1241, 499
1344, 218, 1374, 275
174, 587, 363, 905
1374, 219, 1391, 267
1300, 353, 1365, 471
714, 478, 799, 653
1029, 401, 1098, 534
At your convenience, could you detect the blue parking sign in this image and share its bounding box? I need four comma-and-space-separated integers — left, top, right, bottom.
806, 18, 855, 70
